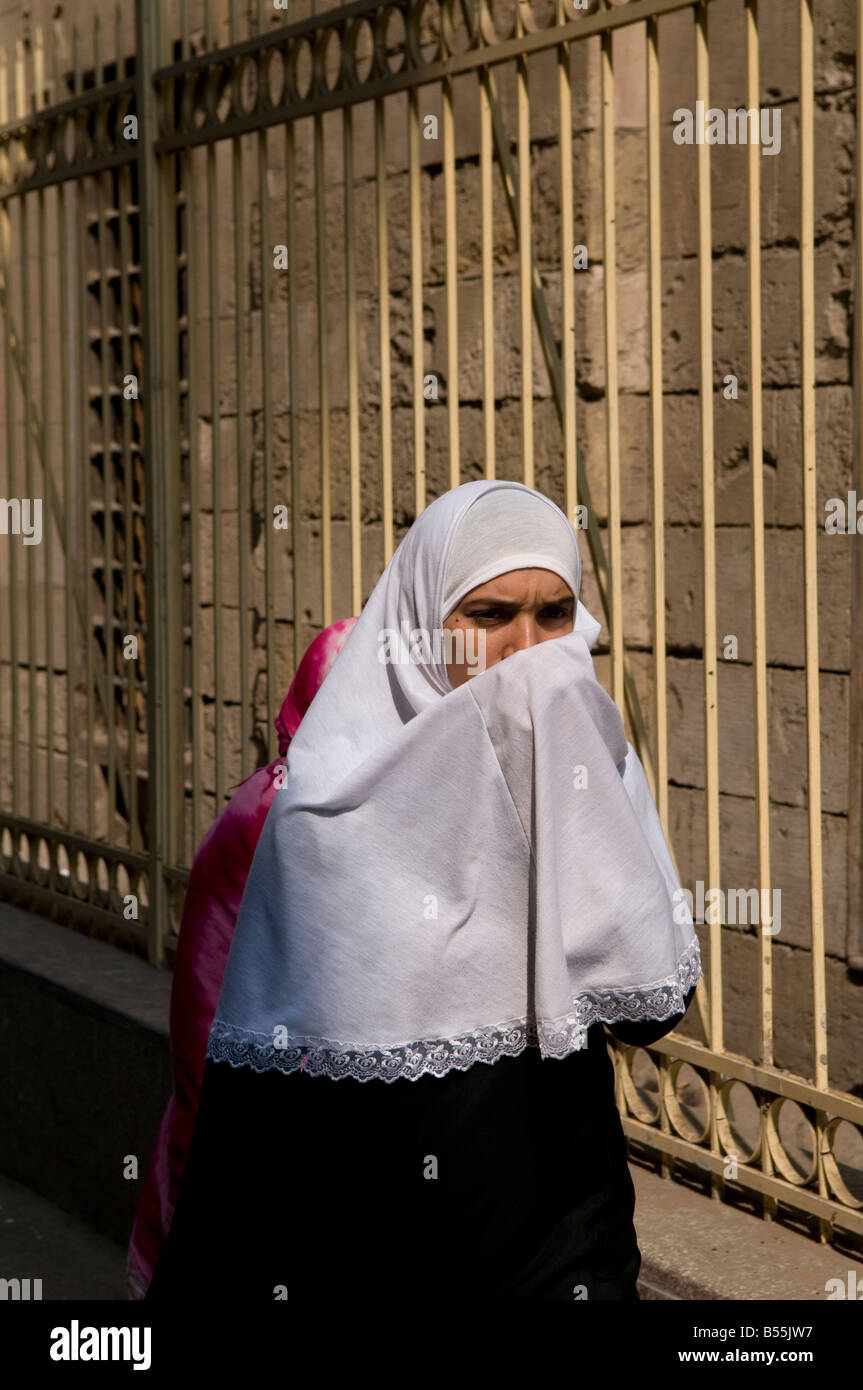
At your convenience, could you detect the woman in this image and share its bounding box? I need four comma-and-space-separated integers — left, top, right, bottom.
146, 479, 700, 1301
126, 618, 358, 1299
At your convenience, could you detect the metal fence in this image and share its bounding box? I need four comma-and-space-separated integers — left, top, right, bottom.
1, 0, 862, 1256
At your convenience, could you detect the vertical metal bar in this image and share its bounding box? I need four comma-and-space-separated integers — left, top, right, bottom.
203, 0, 219, 818
97, 169, 117, 843
799, 0, 826, 1088
72, 24, 81, 107
118, 160, 138, 853
18, 44, 37, 823
257, 127, 276, 758
746, 2, 776, 1210
115, 5, 123, 83
517, 26, 533, 490
343, 105, 362, 615
745, 0, 773, 1085
233, 131, 250, 778
51, 12, 60, 102
160, 162, 183, 897
314, 111, 332, 626
137, 0, 183, 962
409, 86, 426, 516
21, 191, 36, 817
375, 97, 394, 561
0, 48, 20, 820
73, 25, 95, 844
695, 0, 721, 1023
286, 120, 301, 672
601, 26, 623, 712
557, 1, 574, 517
646, 15, 667, 833
695, 0, 723, 1206
33, 22, 45, 110
59, 179, 74, 837
71, 24, 85, 845
442, 75, 459, 492
201, 0, 219, 822
77, 174, 94, 841
230, 3, 247, 781
256, 0, 271, 742
798, 0, 829, 1239
207, 140, 223, 810
480, 65, 496, 482
36, 30, 49, 839
40, 181, 54, 832
13, 36, 23, 118
186, 144, 203, 848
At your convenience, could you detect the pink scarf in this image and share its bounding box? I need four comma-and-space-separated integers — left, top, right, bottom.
126, 617, 358, 1299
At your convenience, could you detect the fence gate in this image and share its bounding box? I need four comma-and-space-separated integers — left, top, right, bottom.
1, 0, 862, 1262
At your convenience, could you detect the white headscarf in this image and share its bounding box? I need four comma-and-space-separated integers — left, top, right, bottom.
440, 482, 601, 646
208, 480, 701, 1082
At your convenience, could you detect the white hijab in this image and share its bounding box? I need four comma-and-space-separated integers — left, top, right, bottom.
208, 480, 701, 1082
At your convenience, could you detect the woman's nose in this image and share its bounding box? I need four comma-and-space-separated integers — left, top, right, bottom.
502, 616, 541, 656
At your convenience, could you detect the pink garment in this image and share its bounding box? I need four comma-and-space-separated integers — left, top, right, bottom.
126, 617, 358, 1299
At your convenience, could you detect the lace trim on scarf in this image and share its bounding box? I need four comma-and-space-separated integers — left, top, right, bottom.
207, 935, 701, 1084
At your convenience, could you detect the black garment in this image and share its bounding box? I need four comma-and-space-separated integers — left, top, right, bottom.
144, 1001, 688, 1304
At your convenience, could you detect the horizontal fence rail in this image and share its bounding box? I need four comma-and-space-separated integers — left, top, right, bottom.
0, 0, 861, 1259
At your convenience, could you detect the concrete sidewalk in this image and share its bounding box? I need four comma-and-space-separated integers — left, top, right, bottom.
632, 1161, 863, 1300
2, 1160, 861, 1301
0, 1169, 128, 1300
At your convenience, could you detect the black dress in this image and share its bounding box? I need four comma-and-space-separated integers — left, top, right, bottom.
145, 990, 693, 1302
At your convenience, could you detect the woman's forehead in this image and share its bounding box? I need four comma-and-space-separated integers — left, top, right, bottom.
458, 569, 575, 602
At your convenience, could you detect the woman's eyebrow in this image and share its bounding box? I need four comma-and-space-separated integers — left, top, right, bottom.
463, 593, 575, 608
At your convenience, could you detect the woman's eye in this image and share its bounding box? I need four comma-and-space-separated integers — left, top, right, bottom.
468, 606, 572, 623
